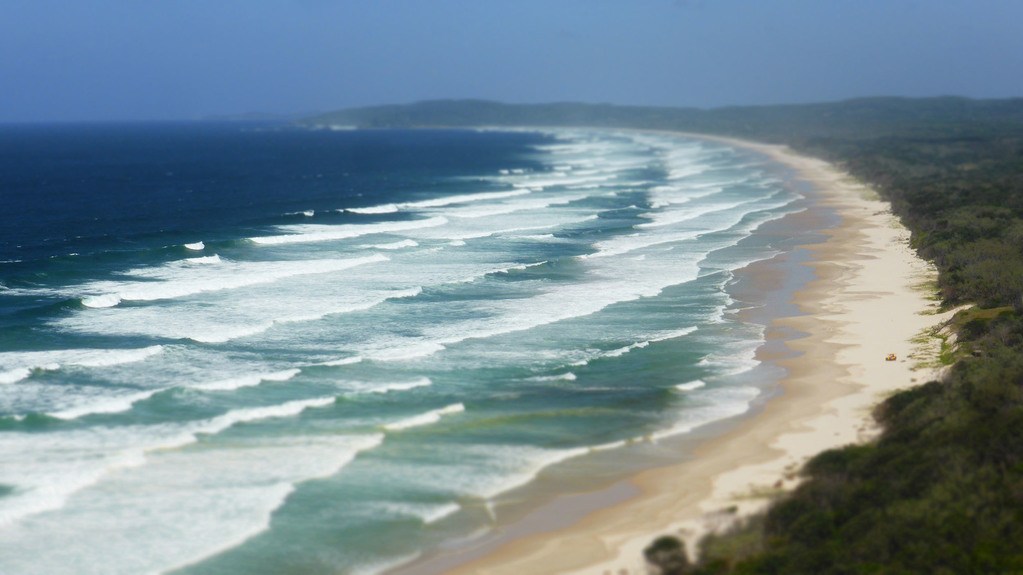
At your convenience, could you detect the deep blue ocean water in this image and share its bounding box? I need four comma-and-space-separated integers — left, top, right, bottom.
0, 124, 803, 574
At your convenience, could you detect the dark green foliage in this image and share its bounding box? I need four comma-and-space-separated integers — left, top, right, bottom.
642, 100, 1020, 571
303, 97, 1023, 573
703, 96, 1023, 572
645, 536, 691, 574
831, 136, 1023, 308
725, 341, 1023, 574
695, 515, 767, 573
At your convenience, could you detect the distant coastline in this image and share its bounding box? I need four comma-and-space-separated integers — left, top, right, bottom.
302, 100, 1023, 570
387, 131, 951, 575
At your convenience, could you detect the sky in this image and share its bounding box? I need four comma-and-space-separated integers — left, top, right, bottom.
2, 0, 1022, 122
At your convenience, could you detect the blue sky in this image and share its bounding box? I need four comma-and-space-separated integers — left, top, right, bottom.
2, 0, 1022, 122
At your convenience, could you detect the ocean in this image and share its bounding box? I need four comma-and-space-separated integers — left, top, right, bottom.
0, 124, 804, 574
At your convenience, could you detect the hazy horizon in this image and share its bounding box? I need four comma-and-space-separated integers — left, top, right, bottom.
3, 0, 1023, 123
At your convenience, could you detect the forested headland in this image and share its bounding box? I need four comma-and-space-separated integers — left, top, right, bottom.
305, 97, 1023, 573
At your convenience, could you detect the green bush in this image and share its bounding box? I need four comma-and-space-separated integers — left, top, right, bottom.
645, 536, 691, 574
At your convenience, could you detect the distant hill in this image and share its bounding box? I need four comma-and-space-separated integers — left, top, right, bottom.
302, 97, 1023, 145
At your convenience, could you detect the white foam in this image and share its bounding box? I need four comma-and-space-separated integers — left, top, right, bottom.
59, 278, 427, 345
598, 329, 702, 361
250, 217, 448, 246
376, 501, 461, 525
187, 322, 275, 344
76, 346, 165, 368
321, 356, 364, 366
496, 260, 547, 274
383, 403, 464, 432
653, 386, 761, 441
0, 346, 165, 377
360, 239, 419, 250
0, 432, 384, 575
583, 205, 760, 259
0, 368, 31, 385
81, 294, 121, 308
183, 241, 204, 251
347, 204, 399, 214
645, 182, 724, 206
668, 164, 710, 181
698, 345, 761, 377
429, 216, 596, 241
366, 342, 446, 362
193, 368, 302, 392
198, 397, 337, 436
440, 194, 587, 220
48, 388, 165, 420
532, 372, 576, 382
358, 255, 703, 364
604, 342, 649, 358
206, 136, 784, 368
651, 327, 700, 343
636, 199, 754, 229
675, 380, 707, 392
77, 254, 388, 305
390, 287, 426, 299
347, 190, 536, 217
183, 254, 222, 265
0, 128, 803, 575
589, 438, 637, 452
534, 174, 619, 190
475, 446, 589, 500
302, 210, 314, 217
400, 189, 532, 210
355, 377, 433, 395
379, 443, 592, 505
0, 435, 148, 530
0, 396, 342, 530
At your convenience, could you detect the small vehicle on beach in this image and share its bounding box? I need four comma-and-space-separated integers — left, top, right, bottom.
886, 353, 897, 361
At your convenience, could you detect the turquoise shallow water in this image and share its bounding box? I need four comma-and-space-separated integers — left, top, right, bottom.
0, 126, 803, 574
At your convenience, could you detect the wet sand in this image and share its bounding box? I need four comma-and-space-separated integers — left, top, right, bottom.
390, 134, 951, 575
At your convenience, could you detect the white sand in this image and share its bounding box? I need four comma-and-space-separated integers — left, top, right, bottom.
437, 136, 954, 575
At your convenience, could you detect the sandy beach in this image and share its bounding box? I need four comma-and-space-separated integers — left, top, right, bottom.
396, 134, 953, 575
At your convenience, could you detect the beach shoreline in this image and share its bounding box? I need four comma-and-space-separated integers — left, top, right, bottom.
389, 132, 953, 575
